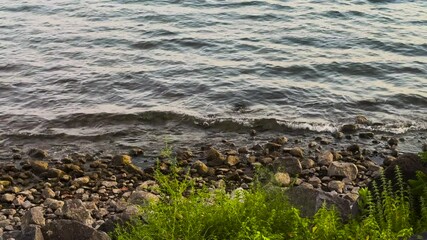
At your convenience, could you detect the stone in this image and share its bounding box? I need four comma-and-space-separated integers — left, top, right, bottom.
308, 176, 321, 188
355, 115, 369, 125
46, 168, 66, 178
2, 208, 17, 216
333, 131, 344, 139
101, 181, 117, 188
238, 147, 249, 154
30, 161, 49, 174
387, 137, 399, 147
274, 172, 291, 187
318, 151, 334, 166
2, 193, 15, 202
127, 191, 159, 205
112, 155, 132, 166
22, 200, 33, 209
72, 176, 90, 186
176, 149, 193, 160
347, 144, 360, 154
206, 148, 225, 167
44, 198, 64, 210
136, 180, 159, 191
273, 136, 288, 145
286, 185, 356, 219
341, 124, 357, 134
42, 188, 56, 199
273, 157, 302, 176
359, 132, 374, 139
42, 219, 110, 240
192, 160, 209, 176
289, 147, 304, 158
265, 142, 282, 152
328, 162, 358, 181
363, 161, 382, 173
301, 159, 315, 169
21, 207, 46, 229
328, 180, 345, 193
28, 148, 48, 159
226, 155, 239, 166
128, 148, 144, 157
62, 199, 94, 226
383, 156, 396, 166
384, 153, 427, 182
17, 225, 44, 240
0, 180, 11, 187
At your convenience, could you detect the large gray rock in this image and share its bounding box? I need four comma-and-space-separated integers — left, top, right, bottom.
273, 157, 302, 176
42, 220, 110, 240
21, 207, 46, 229
62, 199, 94, 226
286, 185, 356, 219
328, 162, 358, 181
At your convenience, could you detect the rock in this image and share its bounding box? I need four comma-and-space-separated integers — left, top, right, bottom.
42, 219, 110, 240
265, 142, 282, 152
359, 132, 374, 139
2, 208, 17, 216
328, 162, 358, 181
226, 155, 239, 166
28, 148, 48, 159
206, 148, 225, 167
355, 115, 369, 125
127, 191, 159, 205
62, 199, 94, 226
301, 159, 315, 169
384, 153, 427, 182
44, 198, 64, 210
21, 207, 46, 229
0, 180, 11, 187
273, 172, 291, 187
17, 225, 44, 240
30, 161, 49, 174
333, 131, 344, 139
273, 136, 288, 145
101, 181, 117, 188
72, 176, 90, 186
286, 185, 356, 219
42, 188, 56, 199
46, 168, 66, 178
347, 144, 360, 154
383, 156, 396, 166
176, 149, 193, 160
328, 180, 345, 193
192, 160, 209, 176
341, 124, 357, 134
2, 193, 15, 202
22, 200, 33, 209
289, 147, 304, 158
237, 147, 249, 154
136, 180, 159, 191
363, 161, 382, 173
308, 141, 317, 148
308, 176, 321, 188
112, 155, 132, 166
128, 148, 144, 157
318, 151, 334, 166
273, 157, 302, 176
387, 137, 399, 147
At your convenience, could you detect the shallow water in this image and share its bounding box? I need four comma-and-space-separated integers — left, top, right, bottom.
0, 0, 426, 150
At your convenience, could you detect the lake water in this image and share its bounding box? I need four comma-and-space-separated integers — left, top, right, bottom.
0, 0, 426, 153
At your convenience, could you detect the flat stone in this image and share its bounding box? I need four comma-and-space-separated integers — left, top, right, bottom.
42, 188, 56, 199
28, 148, 49, 159
44, 198, 64, 210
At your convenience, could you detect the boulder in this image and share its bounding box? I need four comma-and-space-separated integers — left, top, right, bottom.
17, 225, 44, 240
112, 155, 132, 166
273, 157, 302, 176
62, 199, 94, 226
328, 162, 358, 181
226, 155, 239, 166
42, 219, 110, 240
289, 147, 304, 158
318, 151, 334, 166
286, 185, 356, 219
21, 207, 46, 229
384, 153, 427, 182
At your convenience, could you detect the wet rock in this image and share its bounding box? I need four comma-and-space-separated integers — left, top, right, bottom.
359, 132, 374, 139
42, 219, 110, 240
328, 162, 358, 181
128, 191, 159, 205
21, 207, 46, 229
383, 156, 396, 166
192, 160, 209, 176
28, 148, 49, 159
206, 148, 226, 167
112, 155, 132, 166
62, 199, 94, 226
265, 142, 282, 152
328, 180, 345, 193
273, 172, 291, 187
287, 185, 356, 219
387, 137, 399, 147
273, 157, 302, 176
273, 136, 288, 145
355, 115, 369, 125
318, 151, 334, 166
341, 124, 357, 134
333, 131, 344, 139
363, 161, 382, 173
128, 148, 144, 157
347, 144, 360, 154
30, 161, 49, 174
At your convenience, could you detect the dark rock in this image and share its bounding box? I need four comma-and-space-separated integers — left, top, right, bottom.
341, 124, 357, 134
128, 148, 144, 157
30, 161, 49, 174
333, 131, 344, 139
112, 155, 132, 166
272, 137, 288, 145
273, 157, 302, 176
387, 137, 399, 147
17, 225, 44, 240
21, 207, 46, 229
355, 115, 369, 125
289, 147, 304, 158
62, 199, 94, 226
347, 144, 360, 154
206, 148, 225, 167
28, 148, 49, 159
286, 185, 356, 219
359, 132, 374, 139
264, 142, 282, 152
176, 149, 193, 160
384, 153, 427, 182
42, 219, 110, 240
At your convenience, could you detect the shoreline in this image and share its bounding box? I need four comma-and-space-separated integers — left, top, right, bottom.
0, 120, 426, 238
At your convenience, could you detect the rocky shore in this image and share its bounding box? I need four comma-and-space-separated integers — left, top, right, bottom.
1, 118, 426, 240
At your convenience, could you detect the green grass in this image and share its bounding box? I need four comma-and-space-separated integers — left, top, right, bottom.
112, 152, 427, 240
